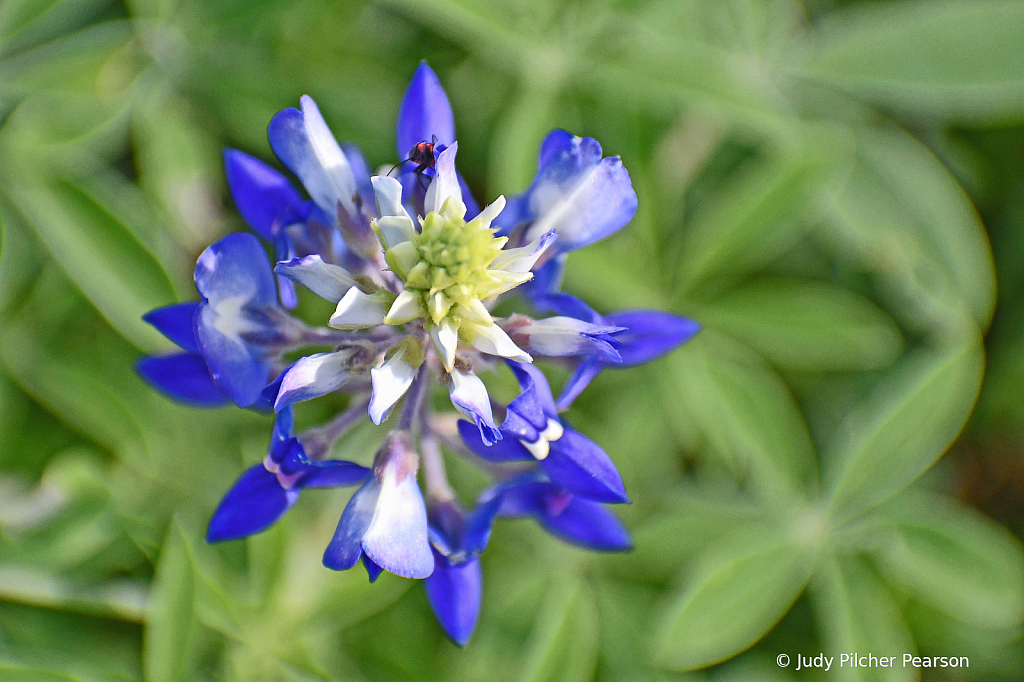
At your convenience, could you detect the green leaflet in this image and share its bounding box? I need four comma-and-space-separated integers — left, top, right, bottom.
826, 336, 984, 523
869, 491, 1024, 630
7, 177, 177, 351
664, 333, 818, 502
654, 538, 814, 671
516, 573, 600, 682
810, 556, 915, 682
144, 521, 198, 682
798, 0, 1024, 124
699, 277, 903, 372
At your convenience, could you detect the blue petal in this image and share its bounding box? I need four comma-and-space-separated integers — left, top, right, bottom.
195, 233, 278, 308
195, 302, 273, 408
274, 351, 355, 411
343, 142, 376, 211
143, 303, 201, 353
556, 357, 604, 411
424, 552, 482, 647
604, 311, 701, 367
324, 478, 381, 571
223, 149, 305, 241
295, 460, 371, 489
396, 62, 455, 160
458, 419, 532, 462
458, 172, 480, 220
462, 495, 503, 556
493, 477, 631, 551
507, 361, 557, 418
361, 465, 434, 579
542, 429, 629, 504
521, 130, 638, 252
268, 97, 357, 217
207, 465, 298, 542
362, 554, 384, 583
540, 496, 632, 552
267, 407, 294, 464
135, 353, 230, 407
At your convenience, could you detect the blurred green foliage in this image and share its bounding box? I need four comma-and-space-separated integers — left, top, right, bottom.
2, 0, 1024, 680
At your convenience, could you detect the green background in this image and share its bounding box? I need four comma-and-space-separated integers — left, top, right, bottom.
2, 0, 1024, 680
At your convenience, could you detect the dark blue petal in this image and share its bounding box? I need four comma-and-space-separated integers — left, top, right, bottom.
267, 407, 294, 464
458, 419, 532, 462
556, 357, 604, 411
532, 292, 605, 326
542, 429, 629, 504
462, 495, 503, 556
143, 303, 201, 353
207, 465, 298, 542
507, 361, 557, 419
539, 496, 632, 552
605, 311, 700, 367
521, 130, 638, 252
295, 460, 371, 489
492, 192, 531, 236
424, 552, 482, 647
223, 149, 304, 241
396, 62, 455, 160
136, 353, 230, 407
362, 554, 383, 583
323, 478, 380, 571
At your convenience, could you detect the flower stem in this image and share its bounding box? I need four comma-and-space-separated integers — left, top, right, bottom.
398, 363, 431, 432
299, 396, 370, 460
421, 435, 455, 502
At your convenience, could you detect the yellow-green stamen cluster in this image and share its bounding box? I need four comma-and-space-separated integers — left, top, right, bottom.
383, 200, 529, 337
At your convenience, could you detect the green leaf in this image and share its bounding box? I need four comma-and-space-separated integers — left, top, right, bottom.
800, 0, 1024, 123
871, 491, 1024, 630
7, 177, 177, 351
654, 538, 813, 671
663, 333, 817, 501
516, 573, 600, 682
811, 556, 915, 682
144, 521, 198, 682
699, 278, 903, 372
826, 336, 984, 523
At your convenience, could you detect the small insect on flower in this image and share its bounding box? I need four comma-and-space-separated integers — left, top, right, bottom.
136, 60, 701, 647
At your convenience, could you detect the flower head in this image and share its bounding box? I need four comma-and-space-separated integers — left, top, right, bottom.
136, 62, 699, 646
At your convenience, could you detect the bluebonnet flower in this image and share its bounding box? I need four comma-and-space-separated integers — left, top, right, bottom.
136, 61, 699, 646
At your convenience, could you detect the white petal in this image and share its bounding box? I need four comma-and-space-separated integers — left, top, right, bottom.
489, 230, 557, 274
329, 288, 387, 328
447, 369, 497, 428
376, 215, 417, 249
362, 459, 434, 579
369, 353, 417, 424
371, 175, 412, 221
384, 289, 423, 324
424, 142, 462, 215
430, 318, 459, 371
469, 323, 532, 362
275, 255, 356, 303
275, 349, 355, 410
300, 95, 357, 215
475, 195, 506, 228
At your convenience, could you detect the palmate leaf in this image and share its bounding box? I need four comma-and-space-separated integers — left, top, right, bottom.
810, 556, 915, 682
654, 536, 814, 671
825, 335, 984, 524
798, 0, 1024, 124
